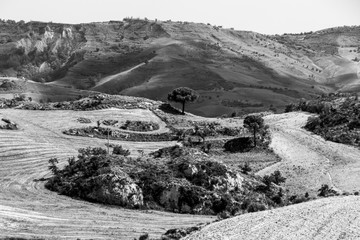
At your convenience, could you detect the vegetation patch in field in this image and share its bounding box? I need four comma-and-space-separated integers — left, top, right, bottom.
46, 142, 310, 218
77, 117, 92, 124
63, 126, 176, 142
0, 93, 161, 111
120, 120, 160, 132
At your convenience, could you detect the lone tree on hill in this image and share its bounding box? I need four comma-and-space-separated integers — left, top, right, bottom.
167, 87, 199, 114
243, 115, 264, 147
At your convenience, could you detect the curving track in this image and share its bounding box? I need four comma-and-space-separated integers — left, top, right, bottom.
0, 109, 214, 239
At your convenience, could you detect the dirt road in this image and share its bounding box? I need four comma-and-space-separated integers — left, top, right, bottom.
0, 109, 214, 239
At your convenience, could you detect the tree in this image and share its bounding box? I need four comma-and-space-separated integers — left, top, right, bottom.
48, 158, 59, 174
243, 115, 264, 147
167, 87, 199, 114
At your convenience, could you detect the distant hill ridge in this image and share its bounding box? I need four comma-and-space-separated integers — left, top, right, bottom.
0, 18, 359, 116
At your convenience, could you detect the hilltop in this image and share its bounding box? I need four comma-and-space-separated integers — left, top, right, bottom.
0, 19, 359, 116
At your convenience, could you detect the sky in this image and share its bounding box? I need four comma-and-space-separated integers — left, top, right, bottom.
0, 0, 359, 34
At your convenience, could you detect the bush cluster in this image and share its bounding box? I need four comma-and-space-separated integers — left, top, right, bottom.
120, 120, 159, 132
46, 147, 113, 199
47, 146, 290, 217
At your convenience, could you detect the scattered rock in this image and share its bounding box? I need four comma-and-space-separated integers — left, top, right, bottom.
0, 118, 18, 130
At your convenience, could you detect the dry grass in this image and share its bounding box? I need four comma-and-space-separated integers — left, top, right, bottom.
0, 108, 214, 239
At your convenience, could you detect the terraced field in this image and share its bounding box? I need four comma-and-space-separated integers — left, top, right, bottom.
0, 109, 214, 239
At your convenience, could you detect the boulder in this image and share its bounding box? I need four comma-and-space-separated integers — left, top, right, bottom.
0, 118, 18, 130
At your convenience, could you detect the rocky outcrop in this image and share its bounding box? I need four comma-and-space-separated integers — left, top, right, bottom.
212, 172, 244, 192
88, 170, 143, 208
159, 178, 191, 212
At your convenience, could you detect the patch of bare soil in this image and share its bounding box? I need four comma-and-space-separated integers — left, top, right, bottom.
0, 109, 214, 239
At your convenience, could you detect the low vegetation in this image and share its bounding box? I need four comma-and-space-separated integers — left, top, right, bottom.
63, 126, 176, 142
0, 93, 160, 111
120, 120, 159, 132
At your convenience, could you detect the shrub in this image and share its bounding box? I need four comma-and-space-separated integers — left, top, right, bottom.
318, 184, 338, 197
138, 233, 149, 240
247, 202, 266, 213
151, 145, 184, 158
46, 147, 111, 198
263, 170, 286, 185
289, 194, 309, 204
224, 137, 253, 153
112, 145, 130, 156
284, 103, 296, 112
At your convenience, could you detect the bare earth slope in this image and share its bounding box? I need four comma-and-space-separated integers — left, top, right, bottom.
186, 111, 360, 239
185, 195, 360, 240
0, 109, 214, 239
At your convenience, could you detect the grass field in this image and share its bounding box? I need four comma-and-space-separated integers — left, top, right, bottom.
0, 108, 214, 239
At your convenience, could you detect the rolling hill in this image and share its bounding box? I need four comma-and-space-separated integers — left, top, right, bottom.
0, 19, 359, 117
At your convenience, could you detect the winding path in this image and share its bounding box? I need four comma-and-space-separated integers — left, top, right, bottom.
94, 62, 147, 88
0, 109, 214, 239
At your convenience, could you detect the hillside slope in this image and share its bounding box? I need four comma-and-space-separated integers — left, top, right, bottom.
0, 19, 359, 116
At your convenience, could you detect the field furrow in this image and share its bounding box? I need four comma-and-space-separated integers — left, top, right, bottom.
0, 109, 214, 239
